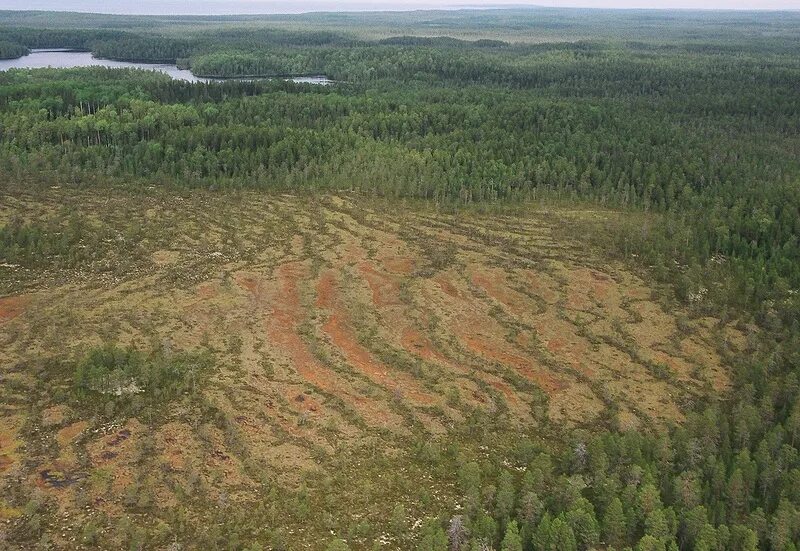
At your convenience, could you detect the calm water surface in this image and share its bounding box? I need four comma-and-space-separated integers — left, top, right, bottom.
0, 49, 332, 85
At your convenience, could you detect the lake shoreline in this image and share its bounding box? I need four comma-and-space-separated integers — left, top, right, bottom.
0, 49, 333, 84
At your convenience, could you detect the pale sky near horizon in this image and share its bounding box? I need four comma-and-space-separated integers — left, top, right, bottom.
0, 0, 797, 12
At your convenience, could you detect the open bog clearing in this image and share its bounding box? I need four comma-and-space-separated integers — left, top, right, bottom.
0, 188, 745, 548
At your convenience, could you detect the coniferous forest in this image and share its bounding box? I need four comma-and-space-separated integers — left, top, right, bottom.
1, 7, 800, 551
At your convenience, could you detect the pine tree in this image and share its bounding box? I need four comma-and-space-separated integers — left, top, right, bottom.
770, 499, 799, 551
495, 471, 516, 526
643, 508, 669, 542
500, 520, 522, 551
636, 535, 665, 551
418, 519, 448, 551
548, 517, 577, 551
459, 462, 482, 513
532, 512, 552, 551
693, 524, 717, 551
603, 497, 626, 548
726, 469, 747, 522
470, 511, 498, 548
729, 525, 758, 551
565, 498, 599, 550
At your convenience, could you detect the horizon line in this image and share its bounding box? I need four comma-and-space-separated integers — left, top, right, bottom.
2, 5, 800, 16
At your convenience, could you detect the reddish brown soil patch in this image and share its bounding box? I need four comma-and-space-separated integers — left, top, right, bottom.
547, 338, 567, 353
195, 282, 218, 300
317, 270, 436, 406
0, 455, 13, 473
270, 266, 332, 393
0, 295, 29, 324
401, 328, 448, 365
533, 319, 596, 379
359, 262, 402, 307
467, 264, 599, 384
429, 272, 568, 396
270, 263, 327, 385
267, 263, 397, 428
292, 392, 322, 414
235, 272, 267, 304
563, 268, 614, 309
470, 270, 527, 316
435, 275, 461, 298
483, 374, 526, 413
157, 422, 200, 473
590, 270, 612, 299
460, 332, 564, 394
315, 268, 336, 309
56, 421, 88, 448
521, 270, 560, 304
381, 255, 416, 275
357, 256, 491, 412
400, 327, 493, 406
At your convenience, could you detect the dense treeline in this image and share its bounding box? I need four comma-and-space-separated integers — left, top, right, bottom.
0, 39, 797, 308
377, 36, 508, 48
92, 37, 192, 63
199, 27, 358, 48
0, 27, 199, 64
0, 26, 362, 64
0, 27, 122, 52
1, 8, 798, 45
0, 39, 27, 59
185, 41, 800, 112
1, 52, 797, 320
2, 16, 800, 549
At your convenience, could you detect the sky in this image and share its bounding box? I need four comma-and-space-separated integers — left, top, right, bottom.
0, 0, 797, 12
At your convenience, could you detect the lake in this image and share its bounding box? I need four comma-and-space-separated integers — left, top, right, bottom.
0, 49, 333, 85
